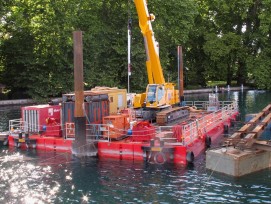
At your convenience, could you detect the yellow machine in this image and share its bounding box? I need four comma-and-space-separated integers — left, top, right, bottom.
133, 0, 180, 109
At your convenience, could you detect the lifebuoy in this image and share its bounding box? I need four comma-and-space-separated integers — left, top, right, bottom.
186, 151, 194, 163
153, 152, 167, 164
205, 136, 212, 148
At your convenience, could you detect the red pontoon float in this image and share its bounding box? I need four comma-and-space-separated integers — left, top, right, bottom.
7, 92, 239, 166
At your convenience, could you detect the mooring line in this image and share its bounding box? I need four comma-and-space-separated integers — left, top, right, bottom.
193, 148, 225, 203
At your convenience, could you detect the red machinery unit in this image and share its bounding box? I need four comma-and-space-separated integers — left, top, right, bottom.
21, 104, 61, 137
131, 121, 155, 142
103, 114, 130, 140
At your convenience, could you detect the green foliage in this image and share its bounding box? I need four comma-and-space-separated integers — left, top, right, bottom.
0, 0, 271, 101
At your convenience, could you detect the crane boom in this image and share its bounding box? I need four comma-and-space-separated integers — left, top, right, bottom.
134, 0, 165, 84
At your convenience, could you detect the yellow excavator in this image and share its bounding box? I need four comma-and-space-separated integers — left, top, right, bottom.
132, 0, 187, 123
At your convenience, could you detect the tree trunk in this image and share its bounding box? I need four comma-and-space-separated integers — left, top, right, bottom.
226, 62, 232, 86
236, 60, 246, 85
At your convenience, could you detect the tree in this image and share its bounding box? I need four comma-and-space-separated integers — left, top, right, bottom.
0, 0, 76, 100
131, 0, 198, 88
193, 0, 271, 88
246, 0, 271, 89
1, 0, 271, 102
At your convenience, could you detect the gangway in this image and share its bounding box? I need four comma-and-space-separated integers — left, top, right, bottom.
223, 104, 271, 151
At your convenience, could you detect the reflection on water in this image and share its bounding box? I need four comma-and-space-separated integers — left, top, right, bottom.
0, 150, 60, 204
0, 90, 270, 203
0, 148, 270, 203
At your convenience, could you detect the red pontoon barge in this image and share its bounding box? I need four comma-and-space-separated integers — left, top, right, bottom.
7, 91, 239, 166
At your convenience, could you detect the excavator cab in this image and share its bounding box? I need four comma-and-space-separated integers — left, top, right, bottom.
146, 84, 166, 107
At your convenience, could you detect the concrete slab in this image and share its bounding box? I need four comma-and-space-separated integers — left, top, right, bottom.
206, 147, 271, 177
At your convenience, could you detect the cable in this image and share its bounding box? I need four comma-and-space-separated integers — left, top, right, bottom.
193, 149, 225, 203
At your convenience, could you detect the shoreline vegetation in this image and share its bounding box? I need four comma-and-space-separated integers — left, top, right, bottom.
0, 86, 251, 106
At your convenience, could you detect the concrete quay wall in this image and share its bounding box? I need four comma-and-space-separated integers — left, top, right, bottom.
0, 99, 34, 106
0, 86, 251, 106
184, 86, 250, 94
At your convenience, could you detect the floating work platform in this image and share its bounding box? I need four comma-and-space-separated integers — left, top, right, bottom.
206, 104, 271, 177
97, 116, 235, 165
7, 101, 239, 165
6, 90, 239, 165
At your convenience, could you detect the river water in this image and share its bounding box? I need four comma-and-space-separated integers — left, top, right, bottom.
0, 90, 270, 204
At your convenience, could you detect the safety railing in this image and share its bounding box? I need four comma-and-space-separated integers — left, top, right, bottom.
155, 101, 238, 146
65, 122, 157, 142
181, 101, 238, 146
65, 122, 75, 139
9, 118, 62, 135
185, 101, 234, 110
65, 123, 111, 142
86, 124, 110, 142
9, 119, 24, 134
8, 101, 238, 146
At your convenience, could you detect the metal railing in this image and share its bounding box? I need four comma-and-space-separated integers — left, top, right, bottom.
9, 119, 23, 134
184, 101, 233, 109
65, 123, 111, 142
85, 124, 110, 142
9, 119, 62, 135
155, 101, 238, 146
9, 101, 238, 147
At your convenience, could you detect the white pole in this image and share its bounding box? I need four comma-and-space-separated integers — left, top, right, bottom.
227, 85, 230, 92
128, 23, 131, 96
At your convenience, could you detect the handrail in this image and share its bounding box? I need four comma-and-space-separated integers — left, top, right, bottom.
184, 101, 234, 109
65, 123, 112, 142
65, 122, 75, 140
9, 118, 62, 134
9, 118, 23, 133
154, 101, 238, 146
181, 101, 238, 146
9, 101, 238, 146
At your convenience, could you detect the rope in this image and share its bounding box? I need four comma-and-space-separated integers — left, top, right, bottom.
193, 149, 225, 202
